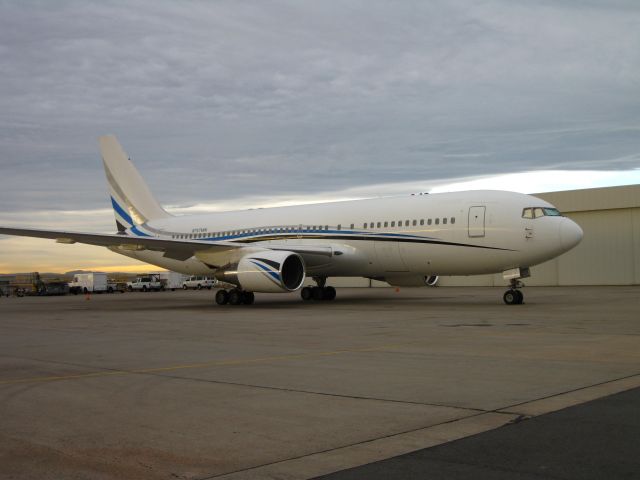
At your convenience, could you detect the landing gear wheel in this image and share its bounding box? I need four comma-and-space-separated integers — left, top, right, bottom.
241, 291, 255, 305
515, 289, 524, 304
503, 289, 522, 305
301, 287, 312, 301
215, 290, 229, 305
311, 286, 324, 300
324, 286, 336, 301
228, 289, 243, 305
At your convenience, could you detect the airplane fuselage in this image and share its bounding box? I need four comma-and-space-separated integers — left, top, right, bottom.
115, 190, 582, 280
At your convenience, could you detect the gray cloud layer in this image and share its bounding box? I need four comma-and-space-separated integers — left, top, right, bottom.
1, 0, 639, 215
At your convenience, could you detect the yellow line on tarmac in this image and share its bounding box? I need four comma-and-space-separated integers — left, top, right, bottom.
0, 344, 401, 386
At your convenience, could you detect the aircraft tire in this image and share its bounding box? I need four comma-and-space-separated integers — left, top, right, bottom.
324, 286, 336, 301
241, 291, 255, 305
301, 287, 312, 301
311, 286, 323, 300
229, 289, 243, 305
515, 289, 524, 304
503, 290, 520, 305
215, 289, 229, 305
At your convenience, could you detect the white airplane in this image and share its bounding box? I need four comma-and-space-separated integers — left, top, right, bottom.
0, 135, 583, 305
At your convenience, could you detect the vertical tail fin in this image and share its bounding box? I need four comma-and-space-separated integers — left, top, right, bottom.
99, 135, 170, 233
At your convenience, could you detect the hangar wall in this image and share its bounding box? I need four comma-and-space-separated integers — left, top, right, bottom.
438, 184, 640, 286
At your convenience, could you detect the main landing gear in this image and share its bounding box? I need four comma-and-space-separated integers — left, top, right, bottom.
216, 288, 255, 306
503, 279, 524, 305
300, 277, 336, 302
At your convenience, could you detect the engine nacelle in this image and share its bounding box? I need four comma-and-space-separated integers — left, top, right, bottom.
214, 250, 305, 293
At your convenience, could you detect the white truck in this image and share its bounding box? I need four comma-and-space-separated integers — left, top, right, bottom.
126, 274, 163, 292
154, 271, 186, 291
69, 272, 108, 294
182, 275, 217, 290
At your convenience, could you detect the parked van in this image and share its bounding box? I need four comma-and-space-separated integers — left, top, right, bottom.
182, 276, 216, 290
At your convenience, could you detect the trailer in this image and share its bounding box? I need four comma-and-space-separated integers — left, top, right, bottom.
154, 271, 186, 291
42, 281, 70, 296
69, 272, 108, 294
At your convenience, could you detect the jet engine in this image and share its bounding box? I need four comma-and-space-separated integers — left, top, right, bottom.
214, 250, 305, 293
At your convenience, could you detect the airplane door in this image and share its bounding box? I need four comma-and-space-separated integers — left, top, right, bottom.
468, 206, 486, 238
374, 241, 408, 272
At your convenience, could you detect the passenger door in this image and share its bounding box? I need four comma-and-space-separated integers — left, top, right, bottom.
468, 206, 486, 238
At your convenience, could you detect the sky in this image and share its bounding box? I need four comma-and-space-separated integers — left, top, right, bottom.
1, 1, 639, 273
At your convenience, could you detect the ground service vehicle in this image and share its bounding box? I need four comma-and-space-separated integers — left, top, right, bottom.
155, 271, 186, 291
69, 272, 108, 294
182, 275, 216, 290
127, 274, 163, 292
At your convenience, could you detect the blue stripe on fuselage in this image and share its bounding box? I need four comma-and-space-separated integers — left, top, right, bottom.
130, 226, 151, 237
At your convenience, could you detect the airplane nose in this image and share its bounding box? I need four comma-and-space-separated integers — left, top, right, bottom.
560, 218, 583, 251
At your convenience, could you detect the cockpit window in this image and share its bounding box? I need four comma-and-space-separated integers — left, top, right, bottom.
522, 207, 563, 219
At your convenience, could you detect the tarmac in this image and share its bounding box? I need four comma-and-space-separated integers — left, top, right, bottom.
315, 386, 640, 480
0, 286, 638, 479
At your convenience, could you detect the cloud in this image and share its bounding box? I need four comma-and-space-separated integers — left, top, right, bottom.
1, 1, 639, 219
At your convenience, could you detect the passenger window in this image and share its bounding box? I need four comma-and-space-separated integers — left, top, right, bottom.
405, 220, 409, 226
443, 218, 447, 225
350, 223, 354, 229
370, 222, 374, 228
377, 222, 381, 228
435, 218, 440, 225
428, 219, 432, 225
363, 223, 367, 229
391, 221, 395, 227
384, 221, 388, 227
337, 224, 341, 230
420, 219, 424, 225
451, 217, 455, 224
412, 220, 417, 226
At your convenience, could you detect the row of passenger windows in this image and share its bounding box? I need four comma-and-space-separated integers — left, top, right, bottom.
522, 207, 562, 219
171, 217, 456, 240
362, 217, 455, 229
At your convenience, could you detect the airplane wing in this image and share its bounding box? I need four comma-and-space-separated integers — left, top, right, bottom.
0, 226, 333, 262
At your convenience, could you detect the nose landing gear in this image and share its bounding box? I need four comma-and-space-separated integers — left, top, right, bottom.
503, 279, 524, 305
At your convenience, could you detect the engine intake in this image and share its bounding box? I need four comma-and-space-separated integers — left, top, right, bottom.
215, 250, 305, 293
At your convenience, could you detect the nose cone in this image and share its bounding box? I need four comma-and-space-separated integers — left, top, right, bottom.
560, 218, 583, 251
